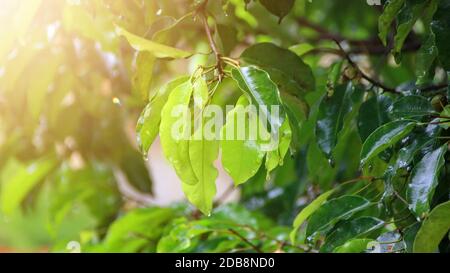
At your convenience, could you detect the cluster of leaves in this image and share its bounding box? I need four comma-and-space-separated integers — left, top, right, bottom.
0, 0, 449, 253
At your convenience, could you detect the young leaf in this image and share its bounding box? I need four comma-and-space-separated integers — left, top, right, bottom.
186, 78, 219, 216
231, 66, 285, 133
240, 43, 315, 98
390, 95, 435, 119
360, 120, 416, 166
221, 96, 265, 185
413, 201, 450, 253
136, 76, 189, 156
378, 0, 406, 46
116, 26, 193, 59
259, 0, 295, 23
321, 217, 384, 253
407, 144, 447, 219
316, 83, 355, 159
306, 195, 371, 238
159, 80, 198, 185
358, 95, 392, 142
290, 189, 335, 243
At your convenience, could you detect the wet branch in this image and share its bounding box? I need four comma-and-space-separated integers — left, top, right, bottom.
199, 1, 224, 81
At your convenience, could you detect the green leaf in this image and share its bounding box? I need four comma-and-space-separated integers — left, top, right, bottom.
378, 0, 406, 46
360, 120, 416, 166
333, 238, 375, 253
321, 217, 384, 253
395, 122, 440, 170
432, 0, 450, 71
280, 92, 309, 148
390, 95, 435, 119
100, 207, 177, 252
403, 222, 421, 252
416, 33, 438, 85
136, 76, 189, 156
133, 52, 155, 101
290, 189, 335, 243
413, 201, 450, 253
259, 0, 295, 23
241, 43, 315, 98
265, 118, 292, 178
231, 66, 285, 132
306, 195, 371, 238
159, 80, 198, 185
357, 95, 392, 142
132, 12, 193, 101
185, 78, 219, 215
439, 105, 450, 129
316, 83, 355, 159
116, 25, 193, 59
1, 156, 58, 214
407, 144, 447, 219
221, 96, 265, 185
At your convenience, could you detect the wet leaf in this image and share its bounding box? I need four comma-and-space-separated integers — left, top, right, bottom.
360, 120, 416, 166
407, 144, 447, 219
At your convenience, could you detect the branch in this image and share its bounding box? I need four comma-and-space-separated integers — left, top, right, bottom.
113, 168, 154, 206
228, 228, 263, 253
296, 17, 421, 56
334, 39, 398, 93
199, 3, 224, 81
213, 182, 236, 207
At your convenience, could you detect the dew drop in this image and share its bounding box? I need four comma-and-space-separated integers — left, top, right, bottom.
112, 97, 121, 106
156, 9, 162, 16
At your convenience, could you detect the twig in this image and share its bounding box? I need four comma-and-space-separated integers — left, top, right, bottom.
393, 191, 409, 207
334, 39, 398, 93
333, 39, 448, 93
198, 1, 224, 81
228, 228, 263, 253
296, 17, 421, 55
419, 83, 449, 92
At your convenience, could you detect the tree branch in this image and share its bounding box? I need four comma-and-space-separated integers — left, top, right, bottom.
199, 2, 224, 81
334, 39, 398, 93
296, 17, 421, 56
228, 228, 263, 253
